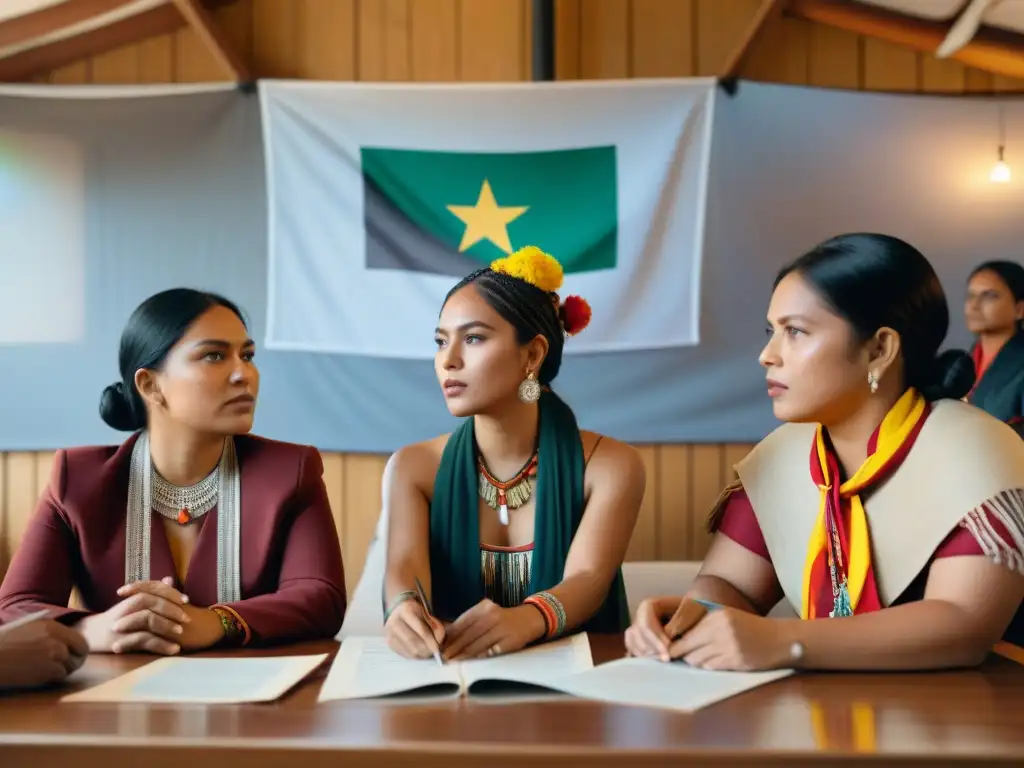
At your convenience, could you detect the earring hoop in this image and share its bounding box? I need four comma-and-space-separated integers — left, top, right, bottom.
868, 370, 879, 394
518, 371, 541, 403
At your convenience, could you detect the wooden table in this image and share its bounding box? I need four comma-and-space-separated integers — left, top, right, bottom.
1, 635, 1022, 767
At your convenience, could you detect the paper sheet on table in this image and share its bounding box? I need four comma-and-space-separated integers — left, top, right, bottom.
546, 657, 794, 712
62, 654, 329, 704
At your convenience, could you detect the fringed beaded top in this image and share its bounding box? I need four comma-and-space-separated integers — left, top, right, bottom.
480, 542, 534, 608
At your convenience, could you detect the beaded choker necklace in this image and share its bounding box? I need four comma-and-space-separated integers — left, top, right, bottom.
152, 464, 220, 525
477, 452, 538, 526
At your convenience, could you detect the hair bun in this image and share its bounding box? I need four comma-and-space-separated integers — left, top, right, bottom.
99, 381, 142, 431
919, 349, 975, 402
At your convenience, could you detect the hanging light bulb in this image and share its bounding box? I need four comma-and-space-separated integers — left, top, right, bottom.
991, 146, 1011, 183
991, 102, 1010, 183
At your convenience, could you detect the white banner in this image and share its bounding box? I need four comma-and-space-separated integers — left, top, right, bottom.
259, 78, 715, 358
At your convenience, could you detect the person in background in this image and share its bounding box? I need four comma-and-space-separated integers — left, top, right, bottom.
627, 233, 1024, 671
964, 260, 1024, 434
383, 246, 645, 661
0, 289, 347, 654
0, 617, 88, 690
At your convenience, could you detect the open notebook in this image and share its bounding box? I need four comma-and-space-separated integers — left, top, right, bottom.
318, 633, 593, 702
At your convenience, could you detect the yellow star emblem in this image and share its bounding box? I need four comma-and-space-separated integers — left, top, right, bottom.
446, 179, 528, 254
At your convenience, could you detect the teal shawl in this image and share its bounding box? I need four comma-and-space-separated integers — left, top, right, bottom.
428, 389, 629, 632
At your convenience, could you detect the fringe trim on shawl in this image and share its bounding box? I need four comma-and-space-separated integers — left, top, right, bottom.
706, 477, 744, 534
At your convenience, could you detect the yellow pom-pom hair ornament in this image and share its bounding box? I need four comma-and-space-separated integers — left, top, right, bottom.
490, 246, 593, 336
490, 245, 564, 293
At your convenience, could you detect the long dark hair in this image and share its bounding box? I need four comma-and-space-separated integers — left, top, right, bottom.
776, 233, 974, 401
99, 288, 247, 431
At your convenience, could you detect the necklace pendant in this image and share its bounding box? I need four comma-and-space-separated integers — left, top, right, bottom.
497, 490, 509, 525
177, 507, 191, 525
477, 452, 537, 526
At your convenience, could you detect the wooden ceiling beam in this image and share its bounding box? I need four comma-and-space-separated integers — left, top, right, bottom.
721, 0, 785, 78
787, 0, 1024, 80
170, 0, 248, 82
0, 0, 135, 49
0, 0, 235, 81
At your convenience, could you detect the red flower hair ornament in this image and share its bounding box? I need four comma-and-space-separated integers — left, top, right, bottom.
559, 294, 592, 336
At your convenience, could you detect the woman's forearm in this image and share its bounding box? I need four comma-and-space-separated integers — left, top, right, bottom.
383, 557, 423, 607
544, 572, 616, 632
785, 599, 991, 671
687, 575, 761, 614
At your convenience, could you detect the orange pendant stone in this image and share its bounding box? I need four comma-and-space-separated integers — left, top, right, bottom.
177, 508, 191, 525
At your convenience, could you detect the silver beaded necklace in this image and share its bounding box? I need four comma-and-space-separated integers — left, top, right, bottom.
124, 431, 241, 604
152, 464, 219, 524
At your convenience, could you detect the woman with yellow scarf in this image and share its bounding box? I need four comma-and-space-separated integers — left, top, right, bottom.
627, 233, 1024, 671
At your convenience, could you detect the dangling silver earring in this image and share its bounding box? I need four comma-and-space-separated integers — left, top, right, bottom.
518, 371, 541, 403
868, 370, 879, 394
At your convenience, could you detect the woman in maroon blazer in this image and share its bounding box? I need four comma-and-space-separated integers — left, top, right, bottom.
0, 289, 347, 654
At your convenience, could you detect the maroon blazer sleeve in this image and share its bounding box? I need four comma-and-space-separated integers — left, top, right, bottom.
0, 450, 91, 624
218, 447, 347, 644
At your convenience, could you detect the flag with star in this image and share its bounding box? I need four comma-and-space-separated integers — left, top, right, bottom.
259, 79, 716, 358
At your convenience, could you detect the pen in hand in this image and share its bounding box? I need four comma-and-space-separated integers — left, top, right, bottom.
0, 609, 50, 632
664, 598, 719, 641
414, 577, 444, 667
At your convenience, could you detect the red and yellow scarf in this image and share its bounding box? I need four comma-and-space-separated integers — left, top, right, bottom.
801, 388, 931, 620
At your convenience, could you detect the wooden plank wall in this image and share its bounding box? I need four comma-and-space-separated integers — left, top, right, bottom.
39, 0, 534, 84
6, 1, 1023, 594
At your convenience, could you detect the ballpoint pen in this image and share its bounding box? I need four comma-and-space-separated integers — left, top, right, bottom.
414, 577, 444, 667
660, 598, 723, 663
0, 608, 50, 631
665, 598, 722, 641
690, 599, 723, 612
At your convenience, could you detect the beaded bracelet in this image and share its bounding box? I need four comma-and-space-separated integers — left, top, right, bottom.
523, 591, 567, 639
211, 605, 251, 646
383, 590, 418, 624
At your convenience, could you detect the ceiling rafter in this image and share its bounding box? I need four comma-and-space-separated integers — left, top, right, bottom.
786, 0, 1024, 81
0, 0, 239, 82
0, 0, 131, 49
170, 0, 248, 81
721, 0, 787, 78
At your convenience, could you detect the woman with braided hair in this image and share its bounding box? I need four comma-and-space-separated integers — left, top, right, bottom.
382, 246, 645, 661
